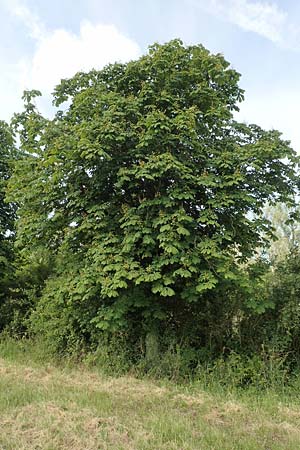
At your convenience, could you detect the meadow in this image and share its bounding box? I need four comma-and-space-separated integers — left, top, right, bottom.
1, 339, 300, 450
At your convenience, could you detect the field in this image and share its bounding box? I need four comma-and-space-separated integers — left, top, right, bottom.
0, 341, 300, 449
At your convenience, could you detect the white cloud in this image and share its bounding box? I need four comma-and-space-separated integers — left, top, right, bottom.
3, 0, 45, 40
190, 0, 300, 50
20, 21, 141, 96
237, 89, 300, 152
1, 1, 141, 118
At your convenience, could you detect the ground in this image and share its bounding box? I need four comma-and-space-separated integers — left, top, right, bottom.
0, 347, 300, 449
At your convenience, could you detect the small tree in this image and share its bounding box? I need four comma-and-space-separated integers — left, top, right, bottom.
8, 40, 299, 343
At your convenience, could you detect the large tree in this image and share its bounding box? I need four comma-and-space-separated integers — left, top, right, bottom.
8, 40, 299, 336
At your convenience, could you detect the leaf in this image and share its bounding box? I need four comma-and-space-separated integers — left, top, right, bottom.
177, 226, 190, 236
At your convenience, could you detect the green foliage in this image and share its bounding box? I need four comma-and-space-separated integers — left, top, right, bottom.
264, 251, 300, 357
227, 249, 300, 369
204, 351, 289, 389
0, 246, 54, 336
83, 334, 133, 376
6, 40, 300, 350
0, 121, 16, 317
28, 268, 96, 355
0, 121, 15, 235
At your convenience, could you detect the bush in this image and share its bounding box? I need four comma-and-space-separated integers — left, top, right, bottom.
202, 351, 289, 389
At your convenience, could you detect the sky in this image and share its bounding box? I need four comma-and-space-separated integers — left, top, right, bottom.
0, 0, 299, 150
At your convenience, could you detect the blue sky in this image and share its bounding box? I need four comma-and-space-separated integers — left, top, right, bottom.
0, 0, 299, 150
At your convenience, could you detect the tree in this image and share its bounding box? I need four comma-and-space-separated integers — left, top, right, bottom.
8, 40, 299, 342
0, 121, 16, 306
263, 203, 300, 262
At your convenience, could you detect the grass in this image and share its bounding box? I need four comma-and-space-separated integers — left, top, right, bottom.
0, 340, 300, 449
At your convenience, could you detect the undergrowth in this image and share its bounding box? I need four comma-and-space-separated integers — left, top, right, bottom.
0, 335, 299, 396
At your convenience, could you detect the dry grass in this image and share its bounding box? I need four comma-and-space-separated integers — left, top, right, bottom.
0, 357, 300, 449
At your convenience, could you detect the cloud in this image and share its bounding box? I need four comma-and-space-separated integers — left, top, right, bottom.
189, 0, 300, 50
20, 21, 141, 96
3, 0, 45, 40
237, 88, 300, 152
1, 0, 141, 117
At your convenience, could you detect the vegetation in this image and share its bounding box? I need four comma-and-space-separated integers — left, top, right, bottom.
1, 339, 300, 450
1, 39, 300, 402
0, 121, 18, 330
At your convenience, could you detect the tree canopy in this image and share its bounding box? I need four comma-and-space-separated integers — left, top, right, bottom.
7, 39, 299, 334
